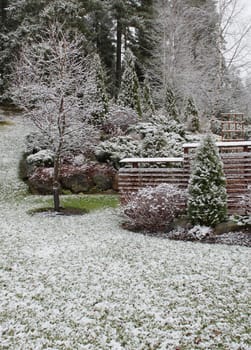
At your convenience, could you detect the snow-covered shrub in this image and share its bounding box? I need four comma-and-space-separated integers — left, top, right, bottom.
122, 184, 187, 232
25, 131, 53, 155
130, 118, 185, 158
188, 134, 227, 227
25, 123, 99, 161
26, 149, 54, 177
150, 114, 185, 137
96, 113, 187, 165
210, 117, 222, 135
140, 130, 183, 158
101, 105, 139, 137
95, 136, 140, 168
130, 118, 185, 139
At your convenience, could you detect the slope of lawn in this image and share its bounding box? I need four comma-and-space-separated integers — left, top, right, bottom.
0, 111, 250, 349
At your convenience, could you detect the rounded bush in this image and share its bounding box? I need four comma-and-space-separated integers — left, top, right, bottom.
122, 184, 187, 232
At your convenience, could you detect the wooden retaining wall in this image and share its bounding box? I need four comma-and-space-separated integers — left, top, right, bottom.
119, 167, 188, 203
183, 151, 251, 215
222, 152, 251, 215
119, 144, 251, 215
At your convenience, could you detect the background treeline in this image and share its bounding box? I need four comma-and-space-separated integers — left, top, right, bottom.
0, 0, 250, 123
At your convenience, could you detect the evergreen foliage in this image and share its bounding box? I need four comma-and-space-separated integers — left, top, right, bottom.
141, 77, 155, 117
89, 53, 109, 127
188, 135, 228, 227
117, 49, 142, 117
184, 96, 200, 132
133, 0, 155, 81
165, 86, 179, 120
0, 0, 248, 118
95, 114, 186, 167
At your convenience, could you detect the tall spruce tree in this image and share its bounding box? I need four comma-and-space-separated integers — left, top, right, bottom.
188, 135, 227, 227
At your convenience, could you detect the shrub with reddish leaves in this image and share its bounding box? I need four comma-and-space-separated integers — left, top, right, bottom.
122, 184, 187, 232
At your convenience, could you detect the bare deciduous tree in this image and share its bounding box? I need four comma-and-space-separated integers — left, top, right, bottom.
217, 0, 251, 75
10, 23, 99, 211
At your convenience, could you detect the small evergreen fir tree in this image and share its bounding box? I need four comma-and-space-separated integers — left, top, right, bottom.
188, 134, 227, 227
142, 76, 155, 117
165, 86, 178, 120
184, 96, 200, 132
90, 53, 109, 126
117, 48, 142, 117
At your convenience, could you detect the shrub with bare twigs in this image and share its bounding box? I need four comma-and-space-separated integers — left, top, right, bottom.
122, 184, 187, 232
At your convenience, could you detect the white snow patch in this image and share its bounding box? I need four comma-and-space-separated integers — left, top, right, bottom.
0, 114, 250, 349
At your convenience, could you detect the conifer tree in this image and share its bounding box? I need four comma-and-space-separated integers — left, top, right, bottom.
188, 134, 227, 227
184, 96, 200, 132
90, 53, 109, 126
117, 48, 142, 117
165, 85, 179, 120
141, 76, 155, 117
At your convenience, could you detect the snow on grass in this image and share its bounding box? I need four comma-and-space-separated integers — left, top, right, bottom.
0, 206, 250, 349
0, 113, 250, 349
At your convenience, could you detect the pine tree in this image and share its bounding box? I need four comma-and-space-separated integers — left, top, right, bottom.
188, 135, 227, 227
184, 96, 200, 132
117, 48, 142, 117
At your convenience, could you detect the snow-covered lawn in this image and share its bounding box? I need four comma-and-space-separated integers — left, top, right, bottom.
0, 113, 250, 349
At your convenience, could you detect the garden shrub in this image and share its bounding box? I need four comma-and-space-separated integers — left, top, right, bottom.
188, 134, 227, 227
96, 115, 186, 167
101, 105, 139, 137
95, 136, 140, 168
122, 184, 187, 232
25, 131, 52, 155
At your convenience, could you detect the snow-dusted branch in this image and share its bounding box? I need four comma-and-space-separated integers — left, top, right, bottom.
9, 22, 100, 211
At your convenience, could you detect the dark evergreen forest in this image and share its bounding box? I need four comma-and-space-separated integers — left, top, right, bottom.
1, 0, 250, 141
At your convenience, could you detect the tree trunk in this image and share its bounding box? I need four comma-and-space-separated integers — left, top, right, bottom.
115, 17, 122, 96
0, 0, 7, 23
53, 156, 61, 212
53, 183, 60, 212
